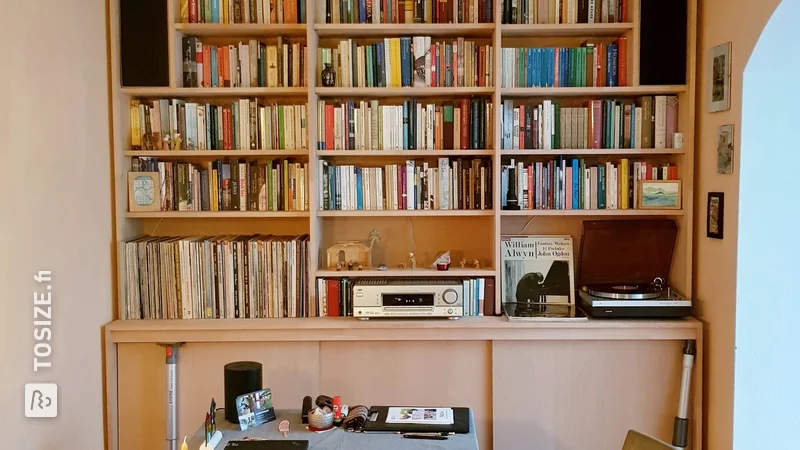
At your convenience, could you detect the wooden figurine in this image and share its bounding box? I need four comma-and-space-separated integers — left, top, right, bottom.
473, 259, 480, 269
409, 252, 417, 269
460, 258, 467, 269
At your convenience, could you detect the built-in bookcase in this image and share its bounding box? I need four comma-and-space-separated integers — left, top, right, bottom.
110, 0, 696, 319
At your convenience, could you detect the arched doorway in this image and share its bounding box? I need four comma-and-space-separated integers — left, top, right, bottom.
735, 1, 799, 447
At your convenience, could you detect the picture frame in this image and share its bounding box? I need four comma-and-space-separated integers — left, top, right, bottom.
709, 42, 732, 113
707, 192, 725, 239
717, 124, 735, 174
638, 180, 682, 210
127, 172, 161, 212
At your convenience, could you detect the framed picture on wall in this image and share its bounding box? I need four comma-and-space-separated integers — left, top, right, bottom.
709, 42, 732, 113
707, 192, 725, 239
717, 124, 735, 174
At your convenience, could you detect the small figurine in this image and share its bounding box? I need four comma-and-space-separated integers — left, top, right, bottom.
473, 259, 480, 269
321, 63, 337, 87
399, 263, 406, 269
347, 261, 355, 270
409, 252, 417, 269
357, 263, 364, 271
173, 132, 183, 151
460, 258, 467, 269
336, 262, 344, 271
378, 264, 387, 271
279, 419, 290, 437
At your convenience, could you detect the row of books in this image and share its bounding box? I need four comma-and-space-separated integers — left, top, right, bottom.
121, 235, 311, 320
180, 0, 305, 24
181, 37, 307, 88
131, 157, 309, 212
500, 96, 678, 150
317, 98, 491, 150
317, 277, 496, 317
319, 38, 493, 89
500, 158, 678, 210
320, 0, 493, 24
500, 40, 626, 88
318, 158, 492, 210
129, 99, 307, 151
502, 0, 628, 24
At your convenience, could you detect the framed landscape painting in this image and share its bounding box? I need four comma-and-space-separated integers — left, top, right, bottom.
710, 42, 732, 113
638, 180, 682, 210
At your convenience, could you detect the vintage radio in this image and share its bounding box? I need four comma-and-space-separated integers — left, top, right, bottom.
352, 278, 463, 319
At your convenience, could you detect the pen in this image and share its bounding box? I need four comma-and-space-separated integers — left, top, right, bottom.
403, 434, 449, 441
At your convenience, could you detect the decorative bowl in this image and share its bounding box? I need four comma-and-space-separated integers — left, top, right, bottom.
308, 410, 334, 429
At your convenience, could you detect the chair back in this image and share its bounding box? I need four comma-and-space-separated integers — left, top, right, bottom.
621, 430, 677, 450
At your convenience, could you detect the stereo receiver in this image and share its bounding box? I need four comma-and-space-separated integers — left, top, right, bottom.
352, 278, 464, 319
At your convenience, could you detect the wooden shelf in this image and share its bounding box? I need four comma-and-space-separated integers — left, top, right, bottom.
317, 149, 494, 156
105, 316, 703, 344
174, 23, 308, 37
124, 150, 308, 157
125, 211, 309, 218
316, 87, 495, 97
500, 86, 687, 97
500, 148, 685, 156
500, 209, 685, 217
316, 268, 496, 277
315, 23, 495, 37
120, 87, 308, 97
501, 23, 634, 37
318, 209, 494, 217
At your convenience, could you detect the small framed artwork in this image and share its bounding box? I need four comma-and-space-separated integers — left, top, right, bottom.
717, 124, 735, 174
128, 172, 161, 212
638, 180, 682, 210
707, 192, 725, 239
710, 42, 732, 113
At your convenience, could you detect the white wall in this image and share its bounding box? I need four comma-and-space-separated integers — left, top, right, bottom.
0, 0, 112, 448
735, 0, 800, 448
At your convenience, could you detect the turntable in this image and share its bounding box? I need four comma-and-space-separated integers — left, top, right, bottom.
577, 220, 692, 318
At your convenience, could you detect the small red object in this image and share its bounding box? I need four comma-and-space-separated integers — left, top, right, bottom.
437, 263, 450, 271
333, 396, 342, 420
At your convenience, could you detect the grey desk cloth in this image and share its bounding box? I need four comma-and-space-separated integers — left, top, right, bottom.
188, 410, 479, 450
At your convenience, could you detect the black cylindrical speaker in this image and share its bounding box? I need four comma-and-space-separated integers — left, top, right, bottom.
224, 361, 263, 423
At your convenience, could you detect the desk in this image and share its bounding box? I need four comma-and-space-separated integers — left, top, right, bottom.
188, 410, 479, 450
106, 317, 703, 450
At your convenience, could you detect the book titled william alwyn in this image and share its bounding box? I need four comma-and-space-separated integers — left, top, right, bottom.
501, 235, 584, 321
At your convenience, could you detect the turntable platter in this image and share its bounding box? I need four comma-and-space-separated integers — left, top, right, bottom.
583, 283, 664, 300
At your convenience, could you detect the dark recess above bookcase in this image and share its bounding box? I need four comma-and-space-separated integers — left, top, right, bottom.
120, 0, 170, 87
639, 0, 688, 86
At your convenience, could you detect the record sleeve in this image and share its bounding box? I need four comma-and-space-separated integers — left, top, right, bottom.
500, 236, 576, 311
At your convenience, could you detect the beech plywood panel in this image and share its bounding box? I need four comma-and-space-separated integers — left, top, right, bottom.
493, 340, 688, 450
117, 344, 165, 450
116, 342, 319, 450
320, 341, 493, 450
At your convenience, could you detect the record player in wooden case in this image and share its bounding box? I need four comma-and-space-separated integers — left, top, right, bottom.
577, 220, 692, 318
